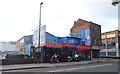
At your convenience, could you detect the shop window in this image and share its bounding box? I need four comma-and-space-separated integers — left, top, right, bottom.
111, 43, 116, 46
108, 43, 111, 46
102, 43, 106, 46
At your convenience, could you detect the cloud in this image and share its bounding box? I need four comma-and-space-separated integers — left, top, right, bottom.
0, 0, 118, 41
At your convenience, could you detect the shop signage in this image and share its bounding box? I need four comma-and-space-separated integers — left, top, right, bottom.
46, 42, 92, 50
92, 46, 103, 50
76, 45, 92, 50
46, 43, 63, 48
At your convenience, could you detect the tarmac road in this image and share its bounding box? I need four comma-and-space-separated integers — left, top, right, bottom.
2, 61, 118, 72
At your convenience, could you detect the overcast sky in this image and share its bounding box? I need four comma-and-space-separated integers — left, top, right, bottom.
0, 0, 118, 42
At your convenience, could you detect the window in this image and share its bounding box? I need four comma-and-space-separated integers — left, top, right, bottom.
81, 41, 85, 46
111, 43, 115, 46
102, 43, 106, 46
54, 40, 56, 42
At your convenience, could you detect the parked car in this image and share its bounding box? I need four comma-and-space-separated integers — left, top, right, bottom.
2, 51, 30, 59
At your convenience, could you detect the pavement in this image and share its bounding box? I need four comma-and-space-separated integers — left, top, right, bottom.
0, 58, 119, 71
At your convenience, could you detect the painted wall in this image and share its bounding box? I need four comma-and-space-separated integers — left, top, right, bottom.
46, 33, 59, 43
70, 29, 90, 46
59, 37, 81, 45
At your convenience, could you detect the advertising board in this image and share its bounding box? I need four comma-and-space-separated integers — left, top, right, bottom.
46, 42, 91, 50
33, 25, 46, 47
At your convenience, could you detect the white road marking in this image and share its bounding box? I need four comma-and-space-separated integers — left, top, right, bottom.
48, 64, 113, 72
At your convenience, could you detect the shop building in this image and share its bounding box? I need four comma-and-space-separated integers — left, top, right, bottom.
100, 30, 120, 57
32, 25, 92, 62
70, 18, 102, 58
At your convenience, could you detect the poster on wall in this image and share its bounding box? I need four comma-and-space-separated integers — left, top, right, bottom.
33, 25, 46, 47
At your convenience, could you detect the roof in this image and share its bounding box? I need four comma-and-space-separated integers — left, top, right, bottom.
102, 30, 119, 34
16, 35, 33, 42
59, 36, 81, 39
70, 18, 101, 32
46, 32, 57, 37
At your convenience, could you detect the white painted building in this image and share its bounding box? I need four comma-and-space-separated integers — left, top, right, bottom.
0, 42, 16, 52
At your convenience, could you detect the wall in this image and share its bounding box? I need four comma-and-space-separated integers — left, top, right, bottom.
70, 19, 101, 47
1, 58, 37, 65
70, 29, 91, 46
59, 37, 81, 45
46, 33, 59, 43
70, 19, 90, 32
24, 35, 33, 45
16, 35, 33, 52
16, 37, 24, 52
90, 23, 101, 46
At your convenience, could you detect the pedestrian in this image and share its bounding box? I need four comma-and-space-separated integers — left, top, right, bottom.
51, 53, 59, 63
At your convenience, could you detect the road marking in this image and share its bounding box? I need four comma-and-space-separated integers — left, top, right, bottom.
48, 64, 113, 72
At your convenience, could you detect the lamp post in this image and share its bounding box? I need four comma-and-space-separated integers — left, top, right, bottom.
38, 2, 43, 63
38, 2, 43, 48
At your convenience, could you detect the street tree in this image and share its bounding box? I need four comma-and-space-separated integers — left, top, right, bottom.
112, 0, 120, 6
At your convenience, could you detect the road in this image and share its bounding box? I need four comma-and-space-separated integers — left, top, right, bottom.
3, 61, 118, 72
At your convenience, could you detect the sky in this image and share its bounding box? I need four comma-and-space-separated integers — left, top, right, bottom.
0, 0, 118, 42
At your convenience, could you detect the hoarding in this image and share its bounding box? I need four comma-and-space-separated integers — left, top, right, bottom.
33, 29, 39, 47
40, 25, 46, 46
33, 25, 46, 47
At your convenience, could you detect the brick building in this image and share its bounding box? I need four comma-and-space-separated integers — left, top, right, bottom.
70, 18, 102, 58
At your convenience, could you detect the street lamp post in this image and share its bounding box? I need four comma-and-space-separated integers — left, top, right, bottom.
38, 2, 43, 63
38, 2, 43, 48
